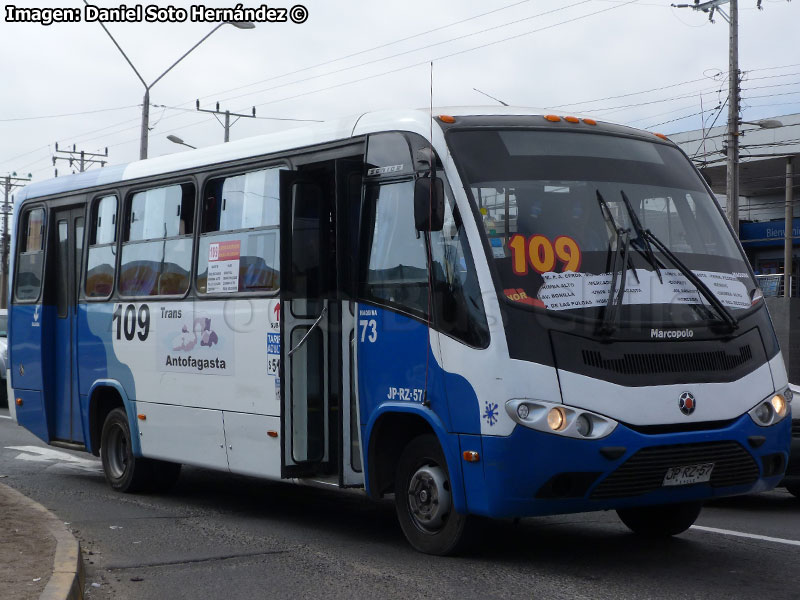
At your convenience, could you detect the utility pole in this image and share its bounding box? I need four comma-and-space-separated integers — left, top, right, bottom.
671, 0, 769, 238
726, 0, 740, 235
1, 172, 32, 308
196, 101, 257, 142
52, 143, 108, 177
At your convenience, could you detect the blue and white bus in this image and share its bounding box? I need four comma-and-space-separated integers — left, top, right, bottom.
8, 108, 792, 554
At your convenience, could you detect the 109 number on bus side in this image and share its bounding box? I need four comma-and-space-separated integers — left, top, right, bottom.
112, 303, 150, 341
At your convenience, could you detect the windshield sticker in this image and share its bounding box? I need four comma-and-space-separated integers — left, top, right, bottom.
504, 288, 544, 307
537, 269, 749, 311
509, 234, 582, 275
489, 237, 505, 258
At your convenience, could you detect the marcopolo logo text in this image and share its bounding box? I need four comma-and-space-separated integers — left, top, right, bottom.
650, 328, 694, 339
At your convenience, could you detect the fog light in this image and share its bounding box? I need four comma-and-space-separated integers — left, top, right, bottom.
517, 403, 530, 420
784, 387, 794, 403
770, 394, 787, 418
576, 414, 592, 437
755, 402, 773, 424
547, 407, 566, 431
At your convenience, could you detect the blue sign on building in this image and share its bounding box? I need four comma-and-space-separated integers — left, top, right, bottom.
739, 218, 800, 248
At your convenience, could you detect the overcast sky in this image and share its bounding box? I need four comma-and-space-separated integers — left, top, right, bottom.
1, 0, 798, 183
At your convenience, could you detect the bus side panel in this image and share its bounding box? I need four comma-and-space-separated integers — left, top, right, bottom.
10, 303, 51, 442
13, 389, 49, 442
135, 401, 229, 470
78, 303, 140, 449
357, 304, 473, 513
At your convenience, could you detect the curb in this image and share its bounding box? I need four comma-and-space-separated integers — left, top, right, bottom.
0, 483, 85, 600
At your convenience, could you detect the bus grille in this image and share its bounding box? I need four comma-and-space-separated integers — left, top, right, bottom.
591, 441, 759, 499
582, 345, 752, 377
792, 419, 800, 439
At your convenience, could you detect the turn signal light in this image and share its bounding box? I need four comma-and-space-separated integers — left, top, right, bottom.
15, 398, 23, 406
463, 450, 480, 462
137, 414, 146, 420
437, 115, 456, 123
267, 430, 279, 438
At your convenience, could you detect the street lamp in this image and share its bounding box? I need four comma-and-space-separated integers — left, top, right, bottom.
85, 1, 254, 159
741, 119, 783, 129
167, 135, 197, 150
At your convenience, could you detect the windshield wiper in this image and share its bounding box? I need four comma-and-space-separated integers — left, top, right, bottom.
642, 229, 739, 331
596, 190, 638, 335
619, 190, 662, 284
614, 189, 737, 330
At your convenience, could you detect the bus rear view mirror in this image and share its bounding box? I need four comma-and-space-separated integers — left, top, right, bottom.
414, 177, 445, 232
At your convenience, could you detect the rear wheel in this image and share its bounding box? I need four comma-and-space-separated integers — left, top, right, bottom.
617, 502, 703, 537
394, 434, 474, 555
786, 483, 800, 498
100, 408, 151, 493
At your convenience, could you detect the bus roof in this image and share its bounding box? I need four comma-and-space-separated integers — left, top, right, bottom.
13, 106, 613, 206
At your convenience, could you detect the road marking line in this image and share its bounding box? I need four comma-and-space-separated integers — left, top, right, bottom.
692, 525, 800, 547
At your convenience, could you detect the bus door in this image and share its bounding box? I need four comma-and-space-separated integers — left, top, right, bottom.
335, 158, 365, 486
50, 206, 85, 443
280, 171, 333, 476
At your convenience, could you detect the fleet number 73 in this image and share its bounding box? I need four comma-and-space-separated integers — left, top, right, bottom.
359, 319, 378, 343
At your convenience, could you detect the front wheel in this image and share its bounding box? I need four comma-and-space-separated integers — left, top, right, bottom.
394, 434, 474, 555
617, 502, 703, 537
100, 408, 151, 493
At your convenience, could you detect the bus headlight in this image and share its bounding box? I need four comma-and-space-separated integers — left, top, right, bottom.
748, 392, 790, 426
506, 399, 617, 440
547, 407, 566, 431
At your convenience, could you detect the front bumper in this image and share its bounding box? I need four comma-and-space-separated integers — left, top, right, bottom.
473, 413, 791, 519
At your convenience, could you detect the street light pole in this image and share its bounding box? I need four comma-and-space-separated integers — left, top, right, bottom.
85, 1, 254, 159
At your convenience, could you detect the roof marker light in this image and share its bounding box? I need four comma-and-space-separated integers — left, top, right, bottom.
654, 133, 669, 140
544, 115, 561, 122
564, 116, 580, 123
438, 115, 456, 123
582, 118, 597, 126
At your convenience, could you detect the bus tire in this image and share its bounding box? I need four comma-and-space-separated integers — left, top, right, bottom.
617, 501, 703, 537
150, 460, 181, 492
100, 408, 151, 493
394, 434, 474, 556
786, 483, 800, 498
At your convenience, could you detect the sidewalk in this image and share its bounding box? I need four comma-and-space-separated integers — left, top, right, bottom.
0, 483, 84, 600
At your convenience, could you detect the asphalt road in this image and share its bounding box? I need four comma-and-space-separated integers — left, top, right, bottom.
1, 409, 798, 600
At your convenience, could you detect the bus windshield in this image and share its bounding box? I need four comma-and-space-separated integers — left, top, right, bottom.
448, 128, 757, 326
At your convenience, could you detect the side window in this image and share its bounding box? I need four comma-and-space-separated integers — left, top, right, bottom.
119, 183, 194, 297
197, 167, 282, 294
363, 181, 429, 316
15, 207, 45, 301
429, 193, 490, 348
86, 195, 117, 298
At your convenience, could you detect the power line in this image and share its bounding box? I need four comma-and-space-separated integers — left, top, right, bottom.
0, 104, 139, 123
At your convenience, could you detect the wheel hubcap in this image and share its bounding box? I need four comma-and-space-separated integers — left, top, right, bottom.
407, 464, 452, 532
106, 424, 128, 480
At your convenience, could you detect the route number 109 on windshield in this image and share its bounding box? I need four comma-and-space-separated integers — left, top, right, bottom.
509, 234, 582, 275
